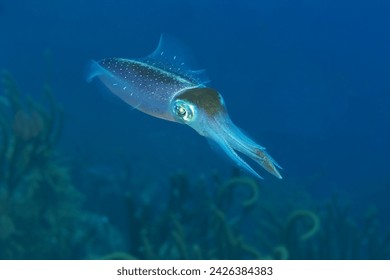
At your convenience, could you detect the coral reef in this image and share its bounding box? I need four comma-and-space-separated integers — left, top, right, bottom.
100, 169, 390, 260
120, 171, 263, 259
255, 192, 390, 259
0, 71, 123, 259
0, 71, 80, 259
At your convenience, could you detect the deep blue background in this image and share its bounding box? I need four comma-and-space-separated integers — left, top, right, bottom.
1, 0, 389, 219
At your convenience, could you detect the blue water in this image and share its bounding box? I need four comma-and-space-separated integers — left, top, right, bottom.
1, 0, 389, 259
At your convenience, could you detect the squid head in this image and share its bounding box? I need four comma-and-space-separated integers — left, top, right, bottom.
171, 87, 282, 179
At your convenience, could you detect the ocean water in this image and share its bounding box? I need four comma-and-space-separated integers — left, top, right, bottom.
0, 0, 389, 259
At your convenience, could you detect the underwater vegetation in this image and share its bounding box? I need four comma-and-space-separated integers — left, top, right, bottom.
255, 194, 390, 260
0, 71, 122, 259
0, 71, 75, 259
100, 170, 390, 260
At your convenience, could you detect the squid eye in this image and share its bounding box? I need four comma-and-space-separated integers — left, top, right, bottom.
178, 107, 186, 116
172, 100, 196, 123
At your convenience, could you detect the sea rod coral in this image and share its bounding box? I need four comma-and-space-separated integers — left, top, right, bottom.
0, 71, 124, 259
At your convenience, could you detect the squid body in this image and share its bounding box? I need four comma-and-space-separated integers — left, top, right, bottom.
87, 35, 282, 179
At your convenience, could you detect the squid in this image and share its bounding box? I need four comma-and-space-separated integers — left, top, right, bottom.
87, 34, 282, 179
